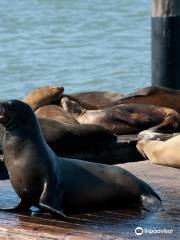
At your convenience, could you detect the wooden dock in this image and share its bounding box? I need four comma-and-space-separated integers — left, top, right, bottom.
0, 160, 179, 239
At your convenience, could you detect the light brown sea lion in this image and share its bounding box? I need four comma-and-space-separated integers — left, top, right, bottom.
0, 100, 161, 217
137, 135, 180, 169
23, 86, 64, 111
61, 97, 180, 134
104, 86, 180, 112
35, 105, 78, 125
65, 91, 124, 110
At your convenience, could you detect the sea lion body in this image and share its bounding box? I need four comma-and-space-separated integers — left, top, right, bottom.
38, 118, 116, 151
60, 158, 155, 212
109, 86, 180, 112
0, 100, 160, 216
23, 86, 64, 111
61, 97, 180, 134
137, 135, 180, 169
67, 91, 124, 110
35, 105, 78, 125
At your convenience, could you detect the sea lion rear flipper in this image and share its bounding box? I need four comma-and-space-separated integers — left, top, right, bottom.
141, 194, 162, 212
39, 182, 67, 219
0, 198, 31, 212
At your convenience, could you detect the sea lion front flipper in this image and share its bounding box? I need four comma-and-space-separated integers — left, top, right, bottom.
39, 182, 67, 219
0, 198, 31, 212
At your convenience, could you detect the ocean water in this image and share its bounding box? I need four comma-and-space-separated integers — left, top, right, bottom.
0, 0, 151, 100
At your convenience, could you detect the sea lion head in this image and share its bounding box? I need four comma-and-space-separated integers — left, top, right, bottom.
23, 86, 64, 111
0, 100, 38, 131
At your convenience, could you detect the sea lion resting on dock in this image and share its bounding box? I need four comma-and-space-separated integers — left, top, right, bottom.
0, 100, 160, 216
23, 86, 124, 110
23, 85, 180, 112
61, 97, 180, 134
107, 86, 180, 112
137, 134, 180, 169
38, 118, 123, 163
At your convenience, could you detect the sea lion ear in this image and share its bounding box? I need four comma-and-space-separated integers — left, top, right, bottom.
39, 182, 67, 219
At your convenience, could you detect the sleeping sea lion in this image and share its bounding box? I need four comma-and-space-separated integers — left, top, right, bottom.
23, 86, 64, 111
0, 100, 160, 216
137, 135, 180, 169
106, 86, 180, 112
61, 97, 180, 134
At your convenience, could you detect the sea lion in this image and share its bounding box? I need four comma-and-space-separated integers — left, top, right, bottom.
61, 97, 180, 134
38, 117, 123, 163
137, 135, 180, 169
23, 86, 64, 111
66, 91, 124, 110
106, 86, 180, 112
0, 100, 160, 216
35, 105, 78, 125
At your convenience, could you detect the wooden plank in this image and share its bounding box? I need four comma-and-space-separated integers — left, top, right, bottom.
0, 161, 179, 239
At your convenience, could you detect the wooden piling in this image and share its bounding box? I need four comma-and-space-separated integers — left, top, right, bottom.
152, 0, 180, 89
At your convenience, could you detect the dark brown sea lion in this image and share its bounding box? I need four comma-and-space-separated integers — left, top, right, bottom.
23, 86, 64, 111
0, 100, 161, 216
35, 105, 78, 125
106, 86, 180, 112
61, 97, 180, 134
38, 117, 122, 163
66, 91, 124, 110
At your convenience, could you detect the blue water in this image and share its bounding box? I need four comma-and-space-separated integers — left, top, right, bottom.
0, 0, 151, 100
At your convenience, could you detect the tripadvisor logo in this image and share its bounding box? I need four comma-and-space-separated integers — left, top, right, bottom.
135, 227, 143, 236
135, 226, 174, 236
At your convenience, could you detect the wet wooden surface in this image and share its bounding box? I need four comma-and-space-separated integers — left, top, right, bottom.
0, 160, 179, 239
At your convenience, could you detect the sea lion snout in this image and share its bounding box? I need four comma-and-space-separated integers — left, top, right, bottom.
0, 100, 37, 129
